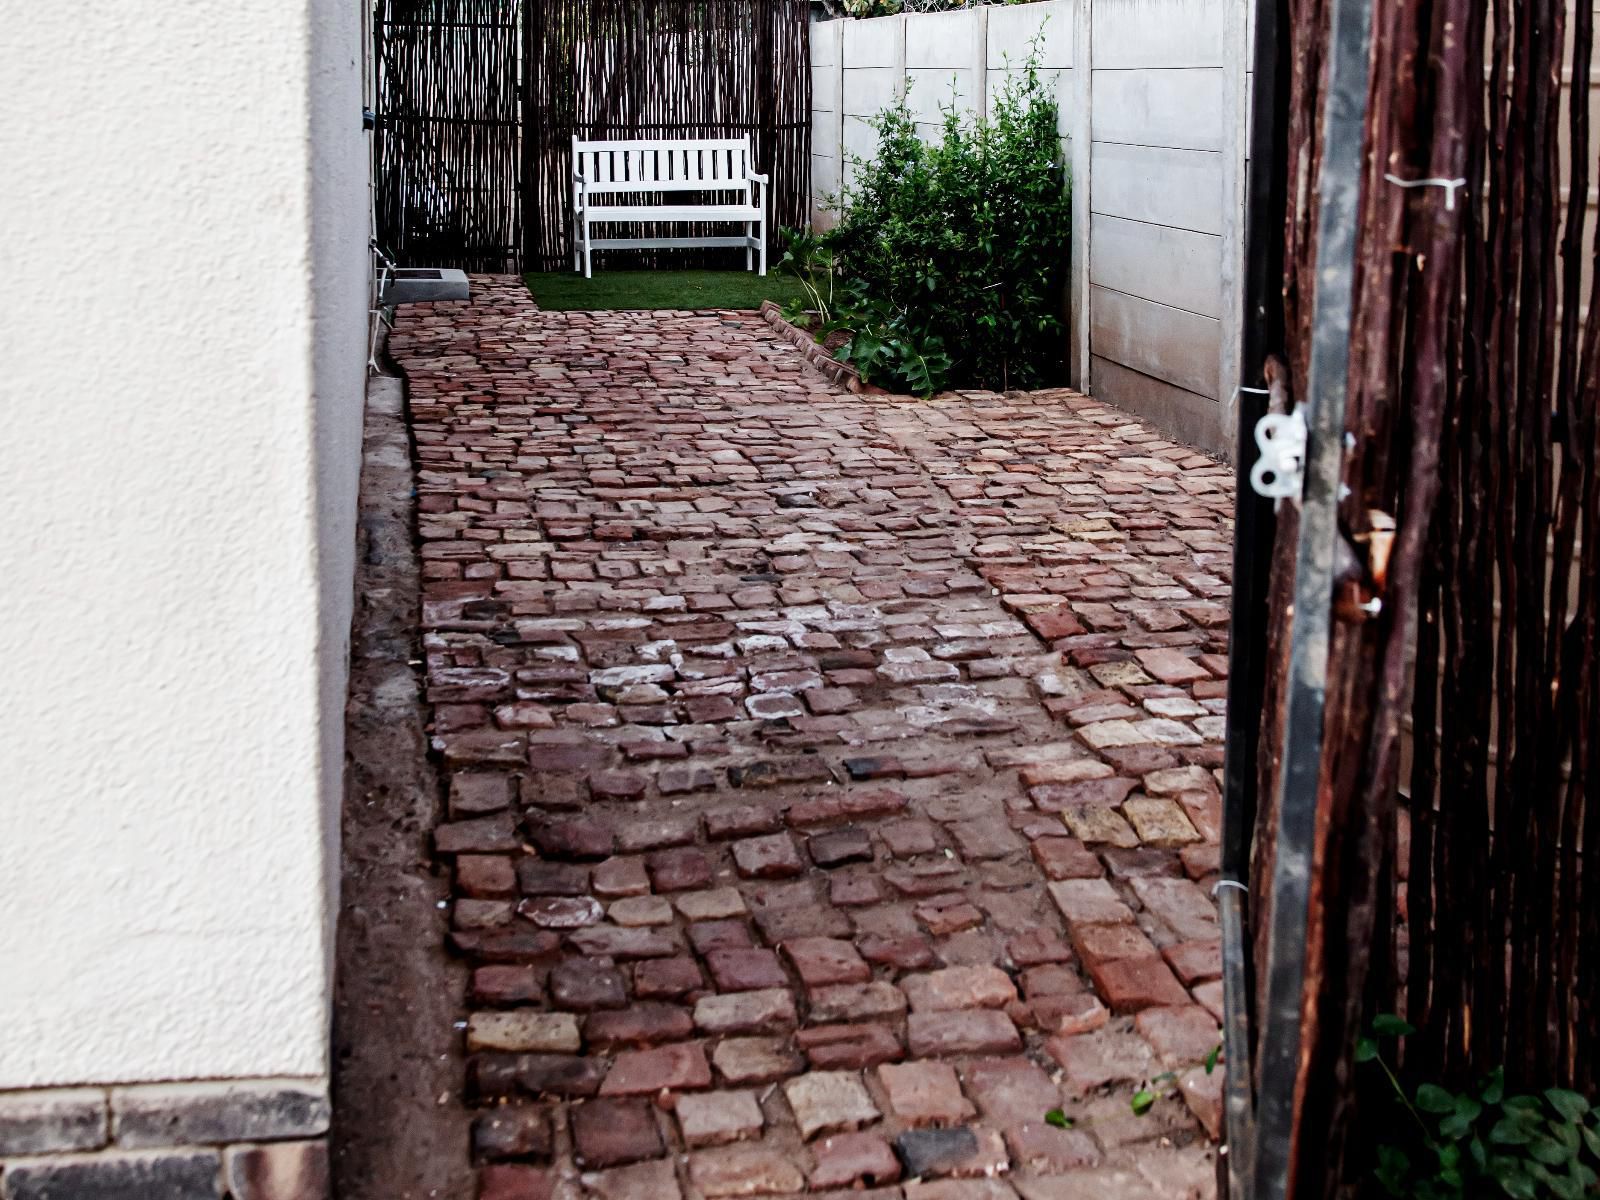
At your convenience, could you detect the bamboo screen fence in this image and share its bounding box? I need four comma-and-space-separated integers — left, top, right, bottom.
524, 0, 811, 271
373, 0, 811, 272
1240, 0, 1600, 1191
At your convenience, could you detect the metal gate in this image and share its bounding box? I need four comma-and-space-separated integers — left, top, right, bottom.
374, 0, 523, 272
1223, 0, 1600, 1194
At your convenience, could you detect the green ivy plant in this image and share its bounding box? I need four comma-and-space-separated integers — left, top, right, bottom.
780, 46, 1069, 397
776, 227, 838, 330
1129, 1042, 1223, 1117
1362, 1016, 1600, 1200
777, 230, 955, 395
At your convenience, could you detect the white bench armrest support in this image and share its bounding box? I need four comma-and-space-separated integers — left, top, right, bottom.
745, 170, 769, 215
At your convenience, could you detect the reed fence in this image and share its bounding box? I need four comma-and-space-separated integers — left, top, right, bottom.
373, 0, 811, 273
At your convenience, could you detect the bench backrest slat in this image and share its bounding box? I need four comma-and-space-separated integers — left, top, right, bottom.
573, 136, 752, 195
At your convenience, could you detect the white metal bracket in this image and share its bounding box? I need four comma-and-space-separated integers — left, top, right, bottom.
1250, 410, 1308, 502
1382, 173, 1468, 211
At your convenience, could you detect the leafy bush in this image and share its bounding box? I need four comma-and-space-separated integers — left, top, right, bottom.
818, 56, 1071, 393
778, 231, 955, 396
831, 0, 1041, 18
831, 65, 1070, 390
1361, 1015, 1600, 1200
837, 0, 902, 16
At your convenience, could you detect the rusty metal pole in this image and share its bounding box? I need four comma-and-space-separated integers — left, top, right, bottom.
1216, 0, 1292, 1185
1248, 0, 1373, 1192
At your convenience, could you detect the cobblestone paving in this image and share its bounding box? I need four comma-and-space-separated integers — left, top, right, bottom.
391, 275, 1235, 1200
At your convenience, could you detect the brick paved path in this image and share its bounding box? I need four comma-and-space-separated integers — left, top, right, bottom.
390, 276, 1234, 1200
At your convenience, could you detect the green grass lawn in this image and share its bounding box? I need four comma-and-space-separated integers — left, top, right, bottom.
524, 269, 806, 312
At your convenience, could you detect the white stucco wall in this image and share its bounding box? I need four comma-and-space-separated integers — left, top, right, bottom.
0, 0, 368, 1089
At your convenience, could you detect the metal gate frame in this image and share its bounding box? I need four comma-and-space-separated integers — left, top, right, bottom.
1219, 0, 1376, 1192
374, 0, 524, 272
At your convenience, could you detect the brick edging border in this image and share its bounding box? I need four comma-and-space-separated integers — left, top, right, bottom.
757, 300, 866, 392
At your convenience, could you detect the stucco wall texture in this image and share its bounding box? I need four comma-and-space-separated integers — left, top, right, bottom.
0, 0, 368, 1088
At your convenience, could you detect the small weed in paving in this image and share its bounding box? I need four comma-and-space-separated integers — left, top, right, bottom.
523, 269, 806, 312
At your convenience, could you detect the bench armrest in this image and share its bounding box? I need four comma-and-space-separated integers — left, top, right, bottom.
746, 171, 770, 184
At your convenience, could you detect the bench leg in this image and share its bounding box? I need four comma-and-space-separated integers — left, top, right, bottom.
746, 222, 753, 271
583, 217, 592, 279
758, 219, 767, 277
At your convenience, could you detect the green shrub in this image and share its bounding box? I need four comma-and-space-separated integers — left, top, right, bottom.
822, 54, 1071, 394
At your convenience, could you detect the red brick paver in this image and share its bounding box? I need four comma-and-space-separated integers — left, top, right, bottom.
391, 276, 1232, 1199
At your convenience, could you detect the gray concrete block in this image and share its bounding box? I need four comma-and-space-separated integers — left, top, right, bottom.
0, 1089, 108, 1156
379, 268, 470, 306
110, 1082, 328, 1149
1, 1149, 220, 1200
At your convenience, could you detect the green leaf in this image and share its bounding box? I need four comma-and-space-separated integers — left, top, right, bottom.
1529, 1135, 1573, 1166
1373, 1014, 1417, 1038
1552, 1120, 1581, 1154
1044, 1108, 1073, 1130
1490, 1117, 1535, 1146
1418, 1084, 1459, 1114
1204, 1044, 1222, 1075
1482, 1068, 1506, 1105
1580, 1123, 1600, 1159
1130, 1090, 1156, 1116
1375, 1145, 1412, 1196
1489, 1157, 1538, 1200
1545, 1089, 1591, 1122
1439, 1095, 1483, 1138
1356, 1037, 1379, 1063
1470, 1136, 1488, 1171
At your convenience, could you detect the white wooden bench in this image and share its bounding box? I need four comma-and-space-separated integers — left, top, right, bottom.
571, 136, 768, 278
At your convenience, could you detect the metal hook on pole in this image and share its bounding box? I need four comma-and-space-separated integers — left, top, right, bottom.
1382, 173, 1468, 211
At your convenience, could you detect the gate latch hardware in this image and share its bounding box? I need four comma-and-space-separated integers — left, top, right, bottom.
1250, 410, 1307, 501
